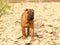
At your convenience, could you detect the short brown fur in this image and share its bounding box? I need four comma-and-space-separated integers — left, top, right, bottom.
21, 9, 35, 41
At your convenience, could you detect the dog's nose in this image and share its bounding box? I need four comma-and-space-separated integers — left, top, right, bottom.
27, 14, 34, 21
30, 14, 34, 19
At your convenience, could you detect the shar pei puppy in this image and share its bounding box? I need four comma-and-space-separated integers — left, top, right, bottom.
21, 9, 35, 41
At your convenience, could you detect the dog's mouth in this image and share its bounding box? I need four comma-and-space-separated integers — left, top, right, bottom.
27, 13, 34, 21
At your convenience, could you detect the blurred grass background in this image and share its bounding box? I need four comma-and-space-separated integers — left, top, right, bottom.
0, 0, 11, 17
0, 0, 60, 17
0, 0, 60, 3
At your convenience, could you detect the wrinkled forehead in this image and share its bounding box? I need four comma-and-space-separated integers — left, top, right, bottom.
25, 9, 34, 12
28, 9, 34, 12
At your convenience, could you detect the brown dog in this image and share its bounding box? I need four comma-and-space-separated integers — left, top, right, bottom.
21, 9, 35, 41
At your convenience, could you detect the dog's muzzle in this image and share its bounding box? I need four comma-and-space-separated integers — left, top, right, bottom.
27, 13, 34, 21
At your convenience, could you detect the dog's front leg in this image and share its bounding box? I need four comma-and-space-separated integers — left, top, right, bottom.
30, 25, 35, 42
22, 27, 26, 39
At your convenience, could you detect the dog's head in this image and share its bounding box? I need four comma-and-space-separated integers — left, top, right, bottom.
25, 9, 34, 21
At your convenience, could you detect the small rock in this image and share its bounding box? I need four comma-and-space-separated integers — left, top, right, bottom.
17, 36, 22, 39
25, 43, 31, 45
14, 41, 18, 44
47, 25, 53, 27
50, 32, 53, 34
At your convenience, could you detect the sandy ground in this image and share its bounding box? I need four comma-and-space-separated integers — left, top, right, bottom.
0, 2, 60, 45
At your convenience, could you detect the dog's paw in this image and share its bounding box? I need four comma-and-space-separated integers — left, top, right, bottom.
30, 39, 36, 42
22, 36, 26, 39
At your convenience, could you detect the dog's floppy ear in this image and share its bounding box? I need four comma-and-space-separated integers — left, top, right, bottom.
25, 9, 28, 11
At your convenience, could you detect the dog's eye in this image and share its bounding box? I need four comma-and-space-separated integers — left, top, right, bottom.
25, 9, 28, 11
